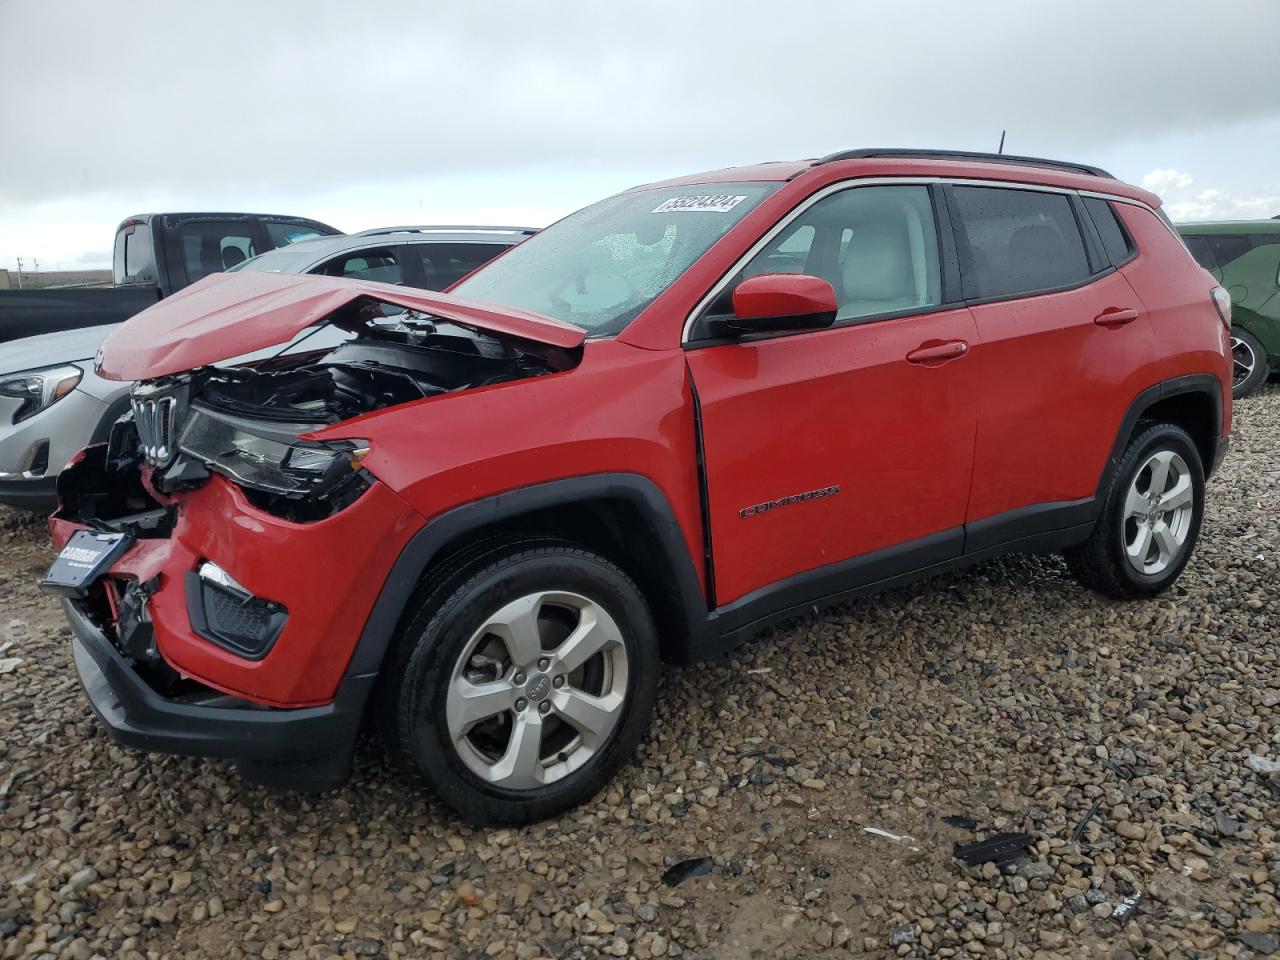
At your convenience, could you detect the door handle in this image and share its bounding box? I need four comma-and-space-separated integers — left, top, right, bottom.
1094, 307, 1139, 328
906, 340, 969, 365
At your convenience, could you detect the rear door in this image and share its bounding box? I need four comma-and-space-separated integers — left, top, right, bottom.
949, 185, 1156, 534
685, 183, 980, 607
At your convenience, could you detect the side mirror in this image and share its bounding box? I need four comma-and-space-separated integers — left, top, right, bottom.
726, 273, 837, 335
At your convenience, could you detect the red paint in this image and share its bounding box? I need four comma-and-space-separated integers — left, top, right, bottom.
688, 307, 981, 603
70, 154, 1230, 709
731, 273, 837, 322
96, 270, 585, 381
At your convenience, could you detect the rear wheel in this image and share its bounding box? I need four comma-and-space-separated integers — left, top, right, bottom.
380, 541, 658, 825
1231, 328, 1268, 399
1065, 423, 1204, 598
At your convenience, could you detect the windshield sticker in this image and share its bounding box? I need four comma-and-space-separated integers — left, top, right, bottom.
652, 195, 747, 214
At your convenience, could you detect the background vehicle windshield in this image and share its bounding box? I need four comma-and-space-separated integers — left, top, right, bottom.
231, 246, 322, 274
452, 183, 778, 336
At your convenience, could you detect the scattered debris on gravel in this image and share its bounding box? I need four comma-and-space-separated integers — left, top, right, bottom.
1, 383, 1277, 959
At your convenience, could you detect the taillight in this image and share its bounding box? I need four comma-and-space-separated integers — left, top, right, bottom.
1210, 286, 1232, 330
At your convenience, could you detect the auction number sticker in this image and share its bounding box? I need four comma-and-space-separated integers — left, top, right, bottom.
652, 195, 747, 214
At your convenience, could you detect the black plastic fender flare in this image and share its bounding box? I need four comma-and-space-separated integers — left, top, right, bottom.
342, 473, 712, 684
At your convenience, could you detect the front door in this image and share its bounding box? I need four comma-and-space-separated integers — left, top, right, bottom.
685, 184, 981, 608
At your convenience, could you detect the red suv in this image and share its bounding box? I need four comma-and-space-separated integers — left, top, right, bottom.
42, 150, 1233, 824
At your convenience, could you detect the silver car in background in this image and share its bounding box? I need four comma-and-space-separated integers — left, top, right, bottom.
0, 226, 534, 510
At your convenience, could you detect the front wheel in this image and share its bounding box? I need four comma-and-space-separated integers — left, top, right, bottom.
1231, 328, 1268, 399
381, 541, 659, 825
1065, 423, 1205, 599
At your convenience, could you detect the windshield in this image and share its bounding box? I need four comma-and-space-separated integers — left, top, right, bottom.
451, 183, 778, 336
231, 245, 323, 274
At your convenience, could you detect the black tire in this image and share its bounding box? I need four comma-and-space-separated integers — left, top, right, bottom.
378, 539, 659, 825
1064, 423, 1205, 599
1231, 327, 1269, 399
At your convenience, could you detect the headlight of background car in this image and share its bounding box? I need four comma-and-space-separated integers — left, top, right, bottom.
177, 406, 369, 498
0, 364, 83, 424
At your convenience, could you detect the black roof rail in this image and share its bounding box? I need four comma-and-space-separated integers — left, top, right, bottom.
353, 225, 539, 238
812, 148, 1114, 179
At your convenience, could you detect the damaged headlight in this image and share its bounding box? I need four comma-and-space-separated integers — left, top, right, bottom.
177, 405, 369, 498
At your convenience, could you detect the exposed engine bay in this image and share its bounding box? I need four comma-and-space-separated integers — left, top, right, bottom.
198, 317, 565, 425
56, 311, 579, 528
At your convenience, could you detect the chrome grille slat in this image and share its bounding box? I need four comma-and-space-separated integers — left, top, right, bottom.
130, 378, 189, 468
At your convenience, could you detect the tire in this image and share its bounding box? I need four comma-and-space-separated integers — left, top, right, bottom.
1064, 423, 1205, 599
1231, 328, 1268, 399
378, 540, 659, 825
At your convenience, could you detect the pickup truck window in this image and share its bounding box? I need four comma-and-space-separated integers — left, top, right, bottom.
264, 220, 328, 247
179, 222, 258, 283
114, 225, 156, 284
451, 183, 778, 336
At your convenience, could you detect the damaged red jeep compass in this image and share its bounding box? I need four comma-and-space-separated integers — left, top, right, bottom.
43, 150, 1233, 824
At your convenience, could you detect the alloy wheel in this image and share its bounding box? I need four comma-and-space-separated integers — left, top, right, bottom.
445, 591, 629, 789
1231, 335, 1257, 389
1122, 449, 1194, 576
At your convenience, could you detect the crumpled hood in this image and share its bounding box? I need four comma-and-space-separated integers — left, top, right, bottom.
0, 323, 118, 377
96, 271, 586, 381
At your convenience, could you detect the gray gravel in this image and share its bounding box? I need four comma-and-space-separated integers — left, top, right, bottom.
1, 383, 1277, 959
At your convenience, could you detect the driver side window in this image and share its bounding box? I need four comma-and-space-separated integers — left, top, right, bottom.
705, 185, 942, 325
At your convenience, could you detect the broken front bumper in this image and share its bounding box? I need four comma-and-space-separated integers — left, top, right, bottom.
45, 443, 426, 786
65, 596, 371, 791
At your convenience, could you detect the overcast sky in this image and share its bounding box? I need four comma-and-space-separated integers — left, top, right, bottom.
2, 0, 1278, 271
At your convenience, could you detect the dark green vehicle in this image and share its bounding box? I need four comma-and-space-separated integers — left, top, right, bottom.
1178, 220, 1280, 398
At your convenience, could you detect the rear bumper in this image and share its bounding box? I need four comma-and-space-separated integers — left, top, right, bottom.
65, 597, 371, 790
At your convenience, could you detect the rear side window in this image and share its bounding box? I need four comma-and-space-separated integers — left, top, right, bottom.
412, 242, 511, 290
951, 187, 1091, 299
1207, 235, 1255, 267
321, 247, 403, 284
179, 221, 258, 283
1083, 198, 1135, 265
1182, 236, 1217, 270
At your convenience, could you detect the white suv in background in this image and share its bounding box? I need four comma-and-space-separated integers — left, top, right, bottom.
0, 226, 534, 510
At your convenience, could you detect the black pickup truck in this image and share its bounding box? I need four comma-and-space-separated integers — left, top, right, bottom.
0, 212, 340, 344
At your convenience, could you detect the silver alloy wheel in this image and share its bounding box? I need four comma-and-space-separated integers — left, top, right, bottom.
1122, 449, 1194, 576
1231, 335, 1257, 388
445, 591, 629, 789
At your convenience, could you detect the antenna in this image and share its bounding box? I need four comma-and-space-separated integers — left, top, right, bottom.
998, 130, 1006, 154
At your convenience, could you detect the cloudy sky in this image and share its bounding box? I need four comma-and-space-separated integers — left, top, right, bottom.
2, 0, 1278, 271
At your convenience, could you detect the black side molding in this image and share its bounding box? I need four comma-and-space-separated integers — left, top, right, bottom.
963, 497, 1097, 555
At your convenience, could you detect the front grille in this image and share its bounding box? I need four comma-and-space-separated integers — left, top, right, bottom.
133, 395, 176, 464
130, 378, 190, 467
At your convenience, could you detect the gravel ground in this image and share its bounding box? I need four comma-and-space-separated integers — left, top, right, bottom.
1, 384, 1277, 960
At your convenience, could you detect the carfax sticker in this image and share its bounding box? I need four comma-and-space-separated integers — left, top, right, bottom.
652, 195, 747, 214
